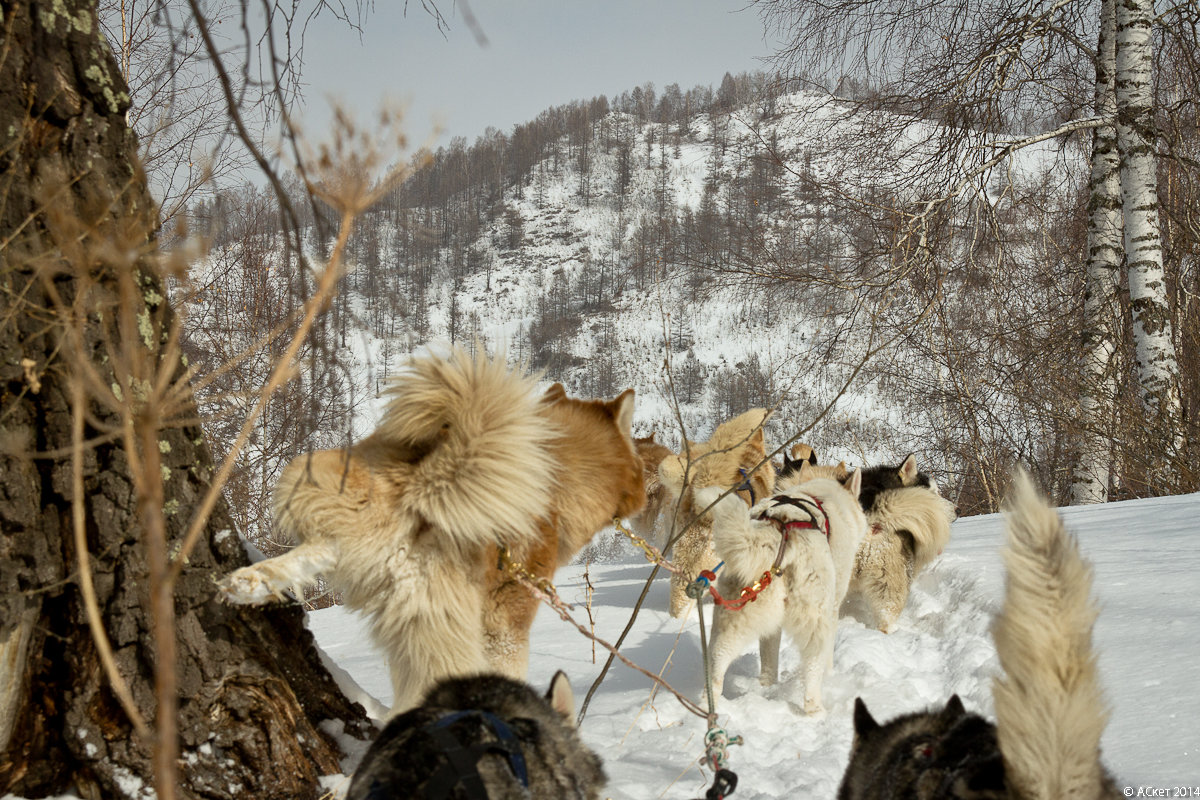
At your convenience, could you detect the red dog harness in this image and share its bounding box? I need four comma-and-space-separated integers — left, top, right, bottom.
695, 493, 831, 611
762, 494, 830, 541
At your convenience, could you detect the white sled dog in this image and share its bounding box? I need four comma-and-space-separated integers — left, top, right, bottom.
849, 454, 956, 633
657, 409, 777, 618
218, 347, 645, 715
694, 470, 867, 715
838, 470, 1120, 799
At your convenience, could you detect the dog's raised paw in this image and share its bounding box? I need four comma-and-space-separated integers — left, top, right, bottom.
217, 566, 293, 605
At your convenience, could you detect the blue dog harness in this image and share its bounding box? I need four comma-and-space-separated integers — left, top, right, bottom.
366, 709, 529, 800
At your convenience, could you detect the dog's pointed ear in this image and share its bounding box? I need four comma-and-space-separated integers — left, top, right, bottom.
899, 453, 918, 485
943, 694, 966, 719
610, 388, 635, 438
853, 698, 879, 735
546, 670, 576, 725
544, 383, 568, 402
808, 448, 818, 466
845, 468, 862, 499
836, 460, 849, 480
748, 427, 765, 449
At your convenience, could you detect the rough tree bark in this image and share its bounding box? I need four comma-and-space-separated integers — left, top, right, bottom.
0, 2, 371, 798
1072, 0, 1124, 505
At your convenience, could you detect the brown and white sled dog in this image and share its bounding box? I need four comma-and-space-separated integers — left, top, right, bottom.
218, 347, 645, 715
850, 454, 955, 633
657, 410, 776, 618
694, 470, 867, 715
838, 471, 1121, 799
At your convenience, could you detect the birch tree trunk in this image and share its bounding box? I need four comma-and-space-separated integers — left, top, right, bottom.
1115, 0, 1183, 442
0, 2, 372, 797
1072, 0, 1124, 505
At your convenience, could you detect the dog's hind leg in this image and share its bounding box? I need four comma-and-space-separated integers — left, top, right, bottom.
859, 538, 911, 634
794, 616, 835, 715
758, 631, 781, 686
708, 612, 744, 702
708, 604, 769, 703
669, 572, 692, 618
669, 526, 715, 618
218, 541, 338, 604
482, 533, 558, 681
876, 583, 907, 634
863, 574, 907, 634
482, 579, 541, 682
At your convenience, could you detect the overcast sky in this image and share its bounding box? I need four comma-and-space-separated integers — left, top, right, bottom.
295, 1, 779, 147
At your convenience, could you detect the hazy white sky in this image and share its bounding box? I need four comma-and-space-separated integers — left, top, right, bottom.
296, 1, 778, 146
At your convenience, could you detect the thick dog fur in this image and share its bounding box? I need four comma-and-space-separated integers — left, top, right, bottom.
484, 383, 645, 682
695, 471, 867, 715
218, 347, 644, 714
627, 433, 674, 548
837, 470, 1120, 799
838, 695, 1007, 799
991, 470, 1118, 799
657, 410, 777, 618
850, 454, 955, 633
347, 672, 605, 800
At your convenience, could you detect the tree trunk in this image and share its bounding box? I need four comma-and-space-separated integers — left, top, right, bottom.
1115, 0, 1183, 439
1072, 0, 1123, 505
0, 2, 372, 798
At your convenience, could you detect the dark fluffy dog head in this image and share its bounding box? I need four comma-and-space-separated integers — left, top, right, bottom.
348, 672, 606, 800
858, 453, 935, 513
838, 696, 1007, 800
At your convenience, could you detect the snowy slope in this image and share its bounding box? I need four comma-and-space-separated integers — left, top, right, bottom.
330, 88, 1070, 473
308, 491, 1200, 798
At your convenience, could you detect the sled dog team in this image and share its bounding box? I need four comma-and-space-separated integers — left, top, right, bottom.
220, 347, 1122, 799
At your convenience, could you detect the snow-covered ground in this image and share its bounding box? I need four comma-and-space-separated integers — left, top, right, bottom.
309, 490, 1200, 798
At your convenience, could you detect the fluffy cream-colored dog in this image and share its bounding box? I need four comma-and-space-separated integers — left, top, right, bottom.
219, 347, 644, 714
850, 454, 955, 633
657, 409, 776, 618
695, 470, 867, 715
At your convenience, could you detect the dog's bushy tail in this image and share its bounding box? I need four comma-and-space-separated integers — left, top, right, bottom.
871, 489, 955, 573
993, 470, 1117, 799
376, 346, 560, 551
693, 486, 776, 578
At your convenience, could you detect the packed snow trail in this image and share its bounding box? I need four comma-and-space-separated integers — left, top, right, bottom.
309, 492, 1200, 798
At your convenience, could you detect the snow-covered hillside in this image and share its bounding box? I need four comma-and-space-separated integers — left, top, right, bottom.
309, 491, 1200, 798
237, 80, 1073, 496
